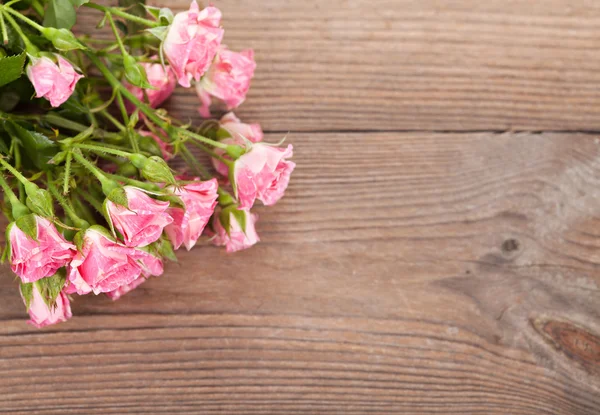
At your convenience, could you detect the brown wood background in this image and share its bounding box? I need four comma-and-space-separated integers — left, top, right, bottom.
1, 0, 600, 414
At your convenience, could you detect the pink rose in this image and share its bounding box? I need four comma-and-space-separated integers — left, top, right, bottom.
211, 209, 259, 253
106, 186, 173, 247
26, 55, 83, 107
196, 47, 256, 117
165, 178, 218, 250
105, 275, 147, 301
9, 216, 76, 283
164, 1, 224, 88
20, 283, 72, 328
138, 130, 173, 160
211, 113, 263, 177
67, 228, 163, 295
233, 144, 295, 209
126, 59, 176, 109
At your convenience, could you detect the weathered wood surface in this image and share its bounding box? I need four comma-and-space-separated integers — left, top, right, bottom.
78, 0, 600, 132
2, 0, 600, 414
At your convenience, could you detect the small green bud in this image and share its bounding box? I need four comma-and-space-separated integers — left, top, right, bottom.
129, 154, 175, 185
116, 162, 139, 177
123, 54, 151, 88
42, 28, 84, 52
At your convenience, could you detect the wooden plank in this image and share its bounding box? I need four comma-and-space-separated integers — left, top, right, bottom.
0, 132, 599, 413
75, 0, 600, 132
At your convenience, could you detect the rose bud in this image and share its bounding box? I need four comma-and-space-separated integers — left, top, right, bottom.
211, 207, 259, 253
9, 216, 76, 283
164, 178, 218, 250
105, 251, 164, 300
232, 143, 295, 210
163, 1, 224, 88
211, 113, 263, 177
196, 47, 256, 117
126, 59, 176, 109
67, 227, 164, 295
106, 186, 173, 248
26, 55, 83, 107
20, 281, 72, 328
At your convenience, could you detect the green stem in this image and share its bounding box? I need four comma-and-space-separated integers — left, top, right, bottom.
115, 91, 140, 153
0, 11, 8, 46
13, 144, 24, 202
31, 0, 44, 17
71, 151, 118, 195
46, 172, 88, 229
1, 11, 38, 54
181, 130, 232, 151
100, 109, 126, 131
179, 144, 208, 179
85, 51, 232, 152
108, 174, 160, 192
187, 139, 233, 166
74, 187, 103, 214
84, 3, 159, 27
0, 157, 28, 185
105, 12, 129, 57
63, 151, 72, 195
3, 6, 45, 32
75, 143, 132, 159
41, 113, 120, 140
0, 170, 20, 205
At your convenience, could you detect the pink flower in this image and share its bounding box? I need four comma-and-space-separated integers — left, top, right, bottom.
67, 228, 163, 295
20, 283, 72, 328
9, 216, 76, 283
211, 113, 263, 177
165, 178, 218, 250
26, 55, 83, 107
139, 130, 173, 160
126, 59, 176, 109
196, 48, 256, 117
106, 186, 173, 247
220, 112, 263, 143
105, 275, 147, 301
164, 1, 224, 88
234, 144, 295, 209
211, 209, 259, 253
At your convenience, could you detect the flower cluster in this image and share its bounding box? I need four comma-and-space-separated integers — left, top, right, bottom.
0, 0, 294, 327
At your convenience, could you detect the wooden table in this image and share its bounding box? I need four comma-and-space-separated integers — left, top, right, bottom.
1, 1, 600, 413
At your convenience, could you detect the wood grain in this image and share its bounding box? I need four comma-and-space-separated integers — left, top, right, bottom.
1, 132, 599, 413
76, 0, 600, 132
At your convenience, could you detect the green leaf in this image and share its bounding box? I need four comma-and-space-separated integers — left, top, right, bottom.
5, 121, 59, 170
156, 237, 177, 262
0, 53, 26, 88
44, 0, 77, 29
1, 223, 13, 263
158, 8, 173, 25
41, 270, 67, 305
15, 213, 38, 241
70, 0, 90, 7
19, 282, 34, 310
146, 26, 168, 41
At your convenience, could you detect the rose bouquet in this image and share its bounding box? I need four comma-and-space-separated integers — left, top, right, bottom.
0, 0, 294, 327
